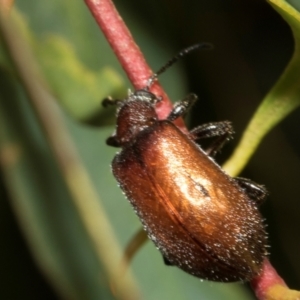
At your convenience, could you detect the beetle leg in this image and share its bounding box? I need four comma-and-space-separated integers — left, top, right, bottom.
167, 94, 198, 121
102, 96, 122, 107
163, 255, 174, 266
235, 177, 268, 205
190, 121, 233, 140
190, 121, 234, 156
106, 134, 121, 147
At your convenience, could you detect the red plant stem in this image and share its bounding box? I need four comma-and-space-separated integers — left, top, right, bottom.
84, 0, 186, 129
250, 259, 287, 300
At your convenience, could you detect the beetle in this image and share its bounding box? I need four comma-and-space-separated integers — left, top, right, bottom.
103, 43, 268, 282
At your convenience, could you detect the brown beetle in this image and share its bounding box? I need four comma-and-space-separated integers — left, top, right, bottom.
103, 44, 268, 282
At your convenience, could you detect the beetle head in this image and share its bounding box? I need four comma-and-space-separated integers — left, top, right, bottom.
107, 43, 213, 147
114, 89, 159, 146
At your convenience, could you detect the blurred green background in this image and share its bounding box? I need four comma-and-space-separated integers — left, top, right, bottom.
0, 0, 300, 299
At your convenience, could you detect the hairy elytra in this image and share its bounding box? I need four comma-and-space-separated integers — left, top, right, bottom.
103, 43, 268, 282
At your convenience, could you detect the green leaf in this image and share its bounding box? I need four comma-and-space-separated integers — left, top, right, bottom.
0, 68, 114, 300
36, 35, 125, 124
1, 8, 126, 125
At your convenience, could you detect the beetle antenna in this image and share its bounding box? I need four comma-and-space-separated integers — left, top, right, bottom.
146, 42, 213, 89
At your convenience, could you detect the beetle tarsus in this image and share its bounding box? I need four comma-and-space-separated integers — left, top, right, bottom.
190, 121, 234, 156
190, 121, 234, 140
106, 135, 120, 147
205, 135, 232, 157
235, 177, 268, 205
167, 94, 198, 121
102, 97, 122, 107
163, 255, 173, 266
